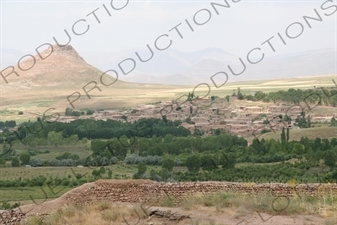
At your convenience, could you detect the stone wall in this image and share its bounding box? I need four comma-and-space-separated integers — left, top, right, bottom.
2, 180, 337, 225
66, 180, 337, 206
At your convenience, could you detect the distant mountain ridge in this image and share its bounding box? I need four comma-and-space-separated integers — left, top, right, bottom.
1, 46, 335, 86
79, 47, 335, 85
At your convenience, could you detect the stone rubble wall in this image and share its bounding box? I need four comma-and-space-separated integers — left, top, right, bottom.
1, 180, 337, 225
0, 210, 25, 225
67, 180, 337, 205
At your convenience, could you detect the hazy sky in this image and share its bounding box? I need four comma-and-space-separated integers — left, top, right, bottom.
1, 0, 336, 59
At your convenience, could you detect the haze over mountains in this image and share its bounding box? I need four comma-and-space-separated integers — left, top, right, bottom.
79, 47, 336, 85
1, 46, 335, 86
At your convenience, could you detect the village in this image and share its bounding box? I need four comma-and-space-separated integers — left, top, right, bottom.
57, 96, 336, 137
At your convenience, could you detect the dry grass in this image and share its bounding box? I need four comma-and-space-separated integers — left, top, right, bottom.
21, 188, 337, 225
23, 202, 137, 225
245, 126, 336, 143
180, 190, 337, 218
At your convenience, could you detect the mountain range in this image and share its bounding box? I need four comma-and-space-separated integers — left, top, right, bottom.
80, 47, 336, 85
1, 46, 335, 86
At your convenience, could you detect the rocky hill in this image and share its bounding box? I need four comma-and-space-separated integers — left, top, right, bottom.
1, 44, 123, 89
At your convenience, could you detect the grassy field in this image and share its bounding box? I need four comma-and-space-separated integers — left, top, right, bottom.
245, 125, 336, 143
0, 164, 164, 203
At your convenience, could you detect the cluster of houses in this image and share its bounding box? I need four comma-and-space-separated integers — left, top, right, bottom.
57, 97, 336, 137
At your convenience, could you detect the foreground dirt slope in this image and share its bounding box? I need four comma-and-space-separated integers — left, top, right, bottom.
2, 180, 336, 224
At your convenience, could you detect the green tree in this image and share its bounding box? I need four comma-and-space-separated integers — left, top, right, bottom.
65, 108, 73, 116
137, 162, 147, 175
186, 155, 201, 173
11, 157, 20, 167
47, 131, 63, 147
237, 88, 244, 100
201, 155, 217, 171
186, 117, 195, 125
86, 109, 95, 115
284, 115, 292, 124
92, 169, 101, 177
280, 127, 286, 142
164, 134, 173, 143
286, 127, 290, 141
19, 153, 31, 165
254, 91, 266, 101
331, 117, 337, 126
159, 168, 170, 181
99, 166, 106, 174
162, 159, 174, 172
69, 134, 79, 144
107, 170, 112, 178
220, 153, 236, 170
0, 158, 5, 166
324, 149, 337, 170
292, 143, 305, 155
225, 95, 230, 102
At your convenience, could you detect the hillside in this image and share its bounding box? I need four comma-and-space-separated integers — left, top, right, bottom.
0, 45, 190, 120
246, 126, 337, 144
1, 45, 133, 89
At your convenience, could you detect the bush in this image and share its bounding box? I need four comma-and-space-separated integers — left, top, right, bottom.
110, 157, 118, 164
125, 154, 162, 165
30, 175, 47, 186
260, 129, 272, 134
174, 158, 182, 166
49, 158, 60, 166
60, 159, 76, 166
27, 149, 37, 156
61, 179, 70, 186
86, 109, 95, 115
11, 157, 20, 167
29, 158, 44, 167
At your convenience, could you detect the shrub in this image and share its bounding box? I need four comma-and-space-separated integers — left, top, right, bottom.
49, 158, 60, 166
27, 149, 37, 156
61, 179, 70, 186
110, 157, 118, 164
11, 157, 20, 167
29, 158, 44, 167
174, 158, 182, 166
260, 129, 272, 134
125, 154, 162, 165
20, 153, 31, 165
